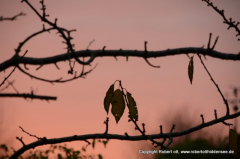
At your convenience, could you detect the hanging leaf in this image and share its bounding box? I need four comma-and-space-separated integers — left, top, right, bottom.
111, 89, 125, 123
188, 56, 194, 84
127, 92, 138, 120
104, 84, 114, 114
98, 154, 103, 159
229, 129, 238, 156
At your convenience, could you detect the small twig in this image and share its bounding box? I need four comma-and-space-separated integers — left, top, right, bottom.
222, 121, 233, 126
142, 123, 146, 135
0, 50, 28, 87
36, 64, 43, 70
86, 39, 95, 50
159, 125, 163, 134
67, 51, 73, 74
0, 93, 57, 101
19, 126, 41, 140
84, 140, 91, 145
104, 117, 109, 134
211, 36, 219, 50
207, 33, 212, 49
0, 12, 26, 22
214, 109, 217, 119
7, 80, 19, 93
200, 114, 205, 124
207, 33, 219, 51
144, 41, 160, 68
170, 125, 175, 133
102, 46, 106, 52
16, 137, 26, 147
17, 63, 97, 83
0, 80, 15, 93
54, 63, 60, 69
164, 135, 173, 148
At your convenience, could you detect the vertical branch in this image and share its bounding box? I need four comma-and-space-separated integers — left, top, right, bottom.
197, 54, 229, 116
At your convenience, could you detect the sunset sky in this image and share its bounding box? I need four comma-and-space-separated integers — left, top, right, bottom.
0, 0, 240, 159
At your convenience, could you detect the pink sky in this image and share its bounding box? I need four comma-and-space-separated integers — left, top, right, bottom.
0, 0, 240, 159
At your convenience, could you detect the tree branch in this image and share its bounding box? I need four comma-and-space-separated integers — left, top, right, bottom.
10, 110, 240, 159
0, 93, 57, 101
202, 0, 240, 41
0, 50, 28, 87
1, 47, 239, 72
0, 12, 26, 22
197, 54, 229, 116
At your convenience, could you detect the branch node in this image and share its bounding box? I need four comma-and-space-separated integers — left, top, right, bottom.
170, 125, 175, 133
200, 114, 205, 124
159, 125, 163, 134
104, 117, 109, 134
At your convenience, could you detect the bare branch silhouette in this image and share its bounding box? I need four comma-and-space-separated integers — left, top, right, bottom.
9, 110, 240, 159
0, 0, 239, 157
0, 93, 57, 101
0, 50, 28, 87
202, 0, 240, 41
0, 12, 26, 22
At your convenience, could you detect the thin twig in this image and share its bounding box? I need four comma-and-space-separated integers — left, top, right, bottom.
197, 54, 229, 115
0, 50, 28, 87
0, 12, 26, 22
0, 93, 57, 101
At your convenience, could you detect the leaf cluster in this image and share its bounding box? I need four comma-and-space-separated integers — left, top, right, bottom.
104, 82, 138, 123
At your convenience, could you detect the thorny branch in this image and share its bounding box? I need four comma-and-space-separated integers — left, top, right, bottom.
0, 0, 239, 157
21, 0, 93, 67
202, 0, 240, 41
0, 0, 239, 86
10, 110, 240, 159
16, 63, 97, 84
0, 79, 56, 101
1, 48, 239, 72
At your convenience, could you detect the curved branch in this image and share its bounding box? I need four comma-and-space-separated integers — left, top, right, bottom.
197, 54, 229, 116
1, 47, 239, 72
15, 27, 55, 55
10, 110, 240, 159
21, 0, 91, 66
16, 63, 97, 83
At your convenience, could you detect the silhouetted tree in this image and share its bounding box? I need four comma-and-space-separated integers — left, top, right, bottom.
0, 0, 240, 158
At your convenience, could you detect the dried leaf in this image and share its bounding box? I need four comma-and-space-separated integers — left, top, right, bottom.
229, 129, 238, 156
98, 154, 103, 159
127, 92, 138, 120
188, 56, 194, 84
103, 84, 114, 114
111, 89, 125, 123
